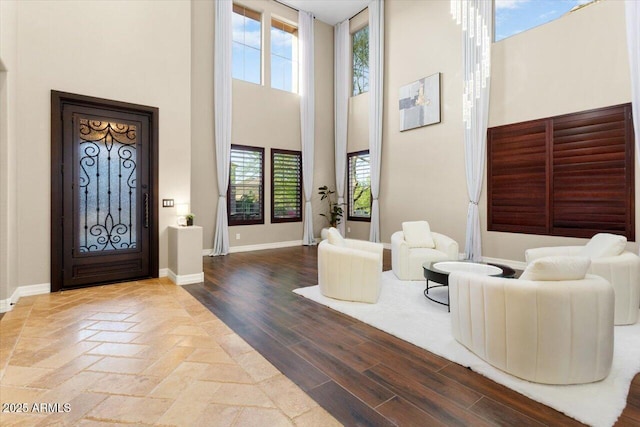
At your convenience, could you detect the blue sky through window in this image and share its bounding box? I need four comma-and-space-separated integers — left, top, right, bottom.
232, 9, 261, 84
271, 24, 296, 92
495, 0, 596, 41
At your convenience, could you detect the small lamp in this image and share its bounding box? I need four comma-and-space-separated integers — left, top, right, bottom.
176, 203, 189, 226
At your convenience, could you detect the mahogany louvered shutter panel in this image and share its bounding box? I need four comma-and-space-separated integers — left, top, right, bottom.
488, 119, 549, 234
552, 105, 634, 239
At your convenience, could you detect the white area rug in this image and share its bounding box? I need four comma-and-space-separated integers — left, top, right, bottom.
293, 271, 640, 427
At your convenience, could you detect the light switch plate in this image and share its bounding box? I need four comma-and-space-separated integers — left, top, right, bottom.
162, 199, 174, 207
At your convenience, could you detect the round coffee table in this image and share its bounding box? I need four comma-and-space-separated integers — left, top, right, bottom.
423, 260, 516, 311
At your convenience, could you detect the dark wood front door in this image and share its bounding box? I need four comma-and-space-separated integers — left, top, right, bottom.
51, 91, 158, 291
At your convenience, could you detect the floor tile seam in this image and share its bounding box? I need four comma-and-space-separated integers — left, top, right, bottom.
367, 360, 489, 415
171, 285, 221, 320
82, 414, 165, 425
223, 405, 295, 425
185, 283, 365, 424
311, 379, 393, 426
288, 340, 396, 405
468, 395, 548, 427
0, 308, 35, 383
433, 364, 510, 411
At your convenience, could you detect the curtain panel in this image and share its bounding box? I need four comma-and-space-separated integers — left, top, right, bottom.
368, 0, 384, 243
334, 20, 350, 236
626, 1, 640, 164
211, 0, 233, 256
299, 11, 316, 245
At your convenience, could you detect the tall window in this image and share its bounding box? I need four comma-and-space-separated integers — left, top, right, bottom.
228, 145, 264, 225
271, 149, 302, 223
271, 19, 298, 93
347, 150, 371, 221
352, 26, 369, 96
494, 0, 597, 42
232, 4, 261, 84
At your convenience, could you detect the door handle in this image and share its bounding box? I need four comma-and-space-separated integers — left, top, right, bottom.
144, 193, 149, 228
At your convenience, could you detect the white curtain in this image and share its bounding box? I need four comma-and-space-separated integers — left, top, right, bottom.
334, 20, 350, 236
626, 1, 640, 164
368, 0, 384, 243
451, 0, 492, 261
211, 0, 233, 256
299, 11, 316, 245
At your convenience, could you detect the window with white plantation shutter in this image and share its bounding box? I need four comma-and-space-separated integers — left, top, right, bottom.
228, 145, 264, 225
271, 149, 302, 223
348, 150, 371, 221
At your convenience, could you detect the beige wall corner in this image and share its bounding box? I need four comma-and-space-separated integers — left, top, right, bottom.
0, 0, 19, 302
191, 1, 336, 249
376, 0, 467, 246
14, 0, 191, 287
485, 0, 634, 261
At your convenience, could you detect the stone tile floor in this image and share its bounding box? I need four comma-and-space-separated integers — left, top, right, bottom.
0, 278, 340, 426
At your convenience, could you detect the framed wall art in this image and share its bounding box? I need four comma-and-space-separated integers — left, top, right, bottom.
398, 72, 441, 131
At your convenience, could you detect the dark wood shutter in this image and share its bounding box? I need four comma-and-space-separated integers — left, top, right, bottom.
487, 103, 634, 240
271, 149, 302, 223
552, 105, 634, 239
488, 119, 549, 234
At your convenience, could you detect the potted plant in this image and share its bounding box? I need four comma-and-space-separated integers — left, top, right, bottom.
186, 213, 195, 226
318, 186, 343, 229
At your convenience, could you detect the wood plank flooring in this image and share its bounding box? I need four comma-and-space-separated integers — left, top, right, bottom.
184, 246, 640, 426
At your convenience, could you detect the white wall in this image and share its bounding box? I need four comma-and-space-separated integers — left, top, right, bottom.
14, 0, 191, 288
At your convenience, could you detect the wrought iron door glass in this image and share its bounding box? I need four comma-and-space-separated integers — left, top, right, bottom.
77, 118, 138, 252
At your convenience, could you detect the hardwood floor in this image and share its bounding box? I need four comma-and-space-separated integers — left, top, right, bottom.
184, 246, 640, 426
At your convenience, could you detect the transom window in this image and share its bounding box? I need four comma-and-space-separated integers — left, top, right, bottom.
271, 18, 298, 93
228, 145, 264, 225
494, 0, 598, 42
352, 26, 369, 96
271, 149, 302, 223
347, 150, 371, 221
232, 4, 262, 85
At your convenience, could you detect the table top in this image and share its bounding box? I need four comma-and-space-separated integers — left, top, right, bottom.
423, 260, 516, 279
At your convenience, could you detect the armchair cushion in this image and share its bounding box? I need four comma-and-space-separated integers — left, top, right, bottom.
326, 227, 346, 247
525, 236, 639, 325
402, 221, 435, 248
520, 256, 590, 281
581, 233, 626, 259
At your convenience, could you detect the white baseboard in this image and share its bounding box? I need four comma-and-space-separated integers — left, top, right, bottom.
0, 282, 50, 313
204, 240, 304, 255
167, 270, 204, 286
159, 268, 169, 278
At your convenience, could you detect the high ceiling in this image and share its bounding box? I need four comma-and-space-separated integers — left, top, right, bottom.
277, 0, 369, 25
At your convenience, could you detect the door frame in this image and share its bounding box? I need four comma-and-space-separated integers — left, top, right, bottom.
51, 91, 159, 292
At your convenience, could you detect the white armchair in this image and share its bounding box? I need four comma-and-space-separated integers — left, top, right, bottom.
450, 256, 615, 385
318, 228, 383, 303
525, 233, 640, 325
391, 221, 458, 281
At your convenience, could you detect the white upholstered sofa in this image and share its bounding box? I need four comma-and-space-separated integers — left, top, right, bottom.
391, 221, 459, 281
449, 256, 615, 385
525, 233, 640, 325
318, 228, 383, 303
